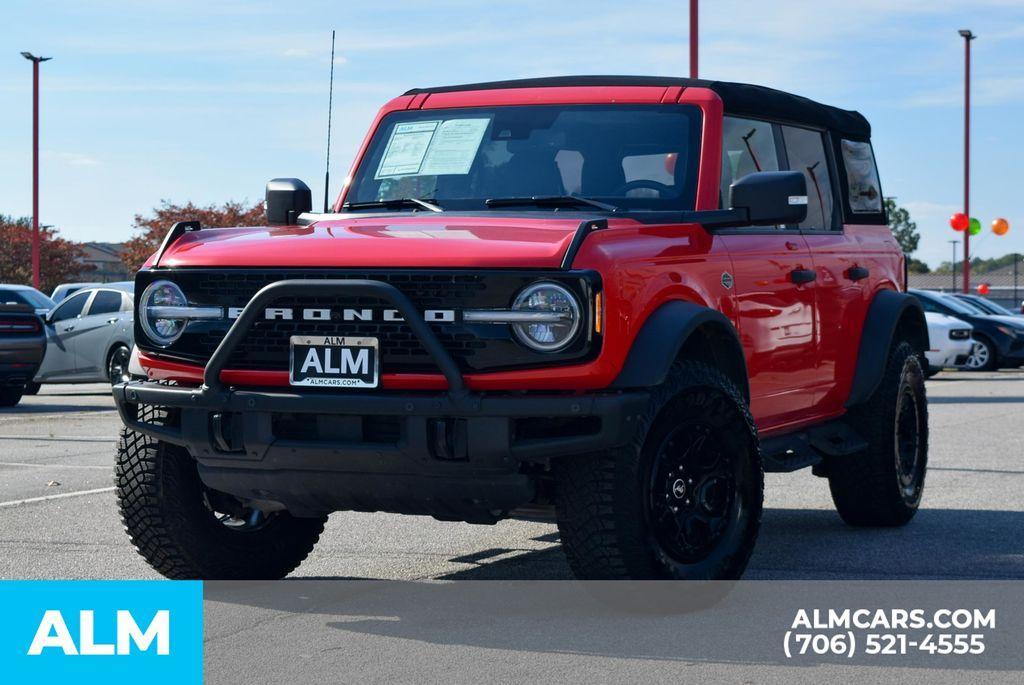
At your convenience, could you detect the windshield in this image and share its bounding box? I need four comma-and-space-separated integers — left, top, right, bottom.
967, 296, 1013, 316
345, 104, 702, 212
0, 288, 53, 310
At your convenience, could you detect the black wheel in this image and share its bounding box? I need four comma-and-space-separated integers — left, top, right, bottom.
0, 386, 24, 407
553, 361, 762, 580
23, 382, 41, 395
116, 404, 327, 579
826, 340, 928, 526
964, 337, 996, 371
925, 365, 940, 379
107, 345, 132, 385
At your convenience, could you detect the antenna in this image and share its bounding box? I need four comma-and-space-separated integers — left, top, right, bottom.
324, 29, 336, 212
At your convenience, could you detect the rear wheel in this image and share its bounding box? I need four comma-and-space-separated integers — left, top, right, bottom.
826, 340, 928, 526
553, 361, 762, 580
107, 345, 131, 385
964, 337, 996, 371
116, 405, 326, 579
23, 382, 41, 395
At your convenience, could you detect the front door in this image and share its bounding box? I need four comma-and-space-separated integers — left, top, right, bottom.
35, 290, 90, 382
719, 232, 820, 431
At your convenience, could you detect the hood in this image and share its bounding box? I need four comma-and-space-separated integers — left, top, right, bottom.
156, 214, 592, 269
987, 314, 1024, 329
925, 312, 971, 330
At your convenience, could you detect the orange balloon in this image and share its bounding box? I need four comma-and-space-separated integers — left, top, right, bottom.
992, 218, 1010, 236
664, 153, 677, 175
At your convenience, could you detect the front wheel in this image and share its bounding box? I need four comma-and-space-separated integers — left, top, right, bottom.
116, 405, 327, 579
826, 340, 928, 526
0, 386, 24, 407
553, 361, 763, 580
964, 338, 996, 371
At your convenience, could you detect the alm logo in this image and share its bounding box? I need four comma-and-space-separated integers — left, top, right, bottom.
28, 609, 170, 656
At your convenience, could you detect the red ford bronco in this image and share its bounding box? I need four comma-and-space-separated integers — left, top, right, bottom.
114, 76, 929, 580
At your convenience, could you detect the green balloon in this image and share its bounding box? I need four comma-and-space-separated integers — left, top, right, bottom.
969, 217, 982, 235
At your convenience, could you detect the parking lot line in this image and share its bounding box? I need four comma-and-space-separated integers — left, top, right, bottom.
0, 486, 115, 509
0, 435, 114, 443
0, 462, 110, 470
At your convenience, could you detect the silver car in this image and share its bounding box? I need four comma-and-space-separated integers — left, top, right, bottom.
34, 284, 135, 386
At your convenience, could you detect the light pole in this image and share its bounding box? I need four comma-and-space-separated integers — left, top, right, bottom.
21, 52, 51, 290
689, 0, 698, 78
959, 29, 974, 294
949, 240, 959, 292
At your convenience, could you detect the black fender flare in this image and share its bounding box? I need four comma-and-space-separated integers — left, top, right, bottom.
845, 289, 929, 408
610, 300, 750, 401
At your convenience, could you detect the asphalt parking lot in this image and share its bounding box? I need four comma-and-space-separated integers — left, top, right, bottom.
1, 371, 1022, 581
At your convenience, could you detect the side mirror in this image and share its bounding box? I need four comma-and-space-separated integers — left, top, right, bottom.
729, 171, 808, 226
265, 178, 312, 225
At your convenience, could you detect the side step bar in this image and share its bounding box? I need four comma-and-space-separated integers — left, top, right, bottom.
760, 419, 868, 474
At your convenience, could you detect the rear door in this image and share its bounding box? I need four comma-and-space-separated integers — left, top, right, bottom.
73, 289, 127, 378
716, 116, 821, 431
780, 124, 868, 414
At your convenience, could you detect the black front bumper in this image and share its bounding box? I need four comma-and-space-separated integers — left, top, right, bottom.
115, 277, 646, 520
113, 382, 647, 520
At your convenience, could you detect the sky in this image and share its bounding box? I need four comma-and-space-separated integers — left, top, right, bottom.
1, 0, 1023, 268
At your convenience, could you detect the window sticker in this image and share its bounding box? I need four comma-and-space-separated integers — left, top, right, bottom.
841, 139, 882, 213
375, 121, 439, 178
419, 118, 491, 176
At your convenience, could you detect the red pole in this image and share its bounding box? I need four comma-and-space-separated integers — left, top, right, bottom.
689, 0, 698, 78
31, 59, 40, 289
960, 30, 974, 293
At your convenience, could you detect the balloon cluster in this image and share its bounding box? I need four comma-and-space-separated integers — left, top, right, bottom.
950, 213, 1010, 236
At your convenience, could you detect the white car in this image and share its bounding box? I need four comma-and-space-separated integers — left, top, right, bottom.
924, 311, 973, 376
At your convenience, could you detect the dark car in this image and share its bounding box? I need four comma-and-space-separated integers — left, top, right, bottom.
912, 290, 1024, 370
953, 293, 1023, 318
0, 303, 47, 406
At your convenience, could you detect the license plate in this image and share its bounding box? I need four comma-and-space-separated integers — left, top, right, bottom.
289, 335, 379, 388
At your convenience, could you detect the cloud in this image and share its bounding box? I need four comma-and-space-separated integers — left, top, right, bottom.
43, 151, 100, 167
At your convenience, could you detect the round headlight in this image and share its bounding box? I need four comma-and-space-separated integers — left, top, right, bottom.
140, 280, 188, 346
511, 282, 581, 352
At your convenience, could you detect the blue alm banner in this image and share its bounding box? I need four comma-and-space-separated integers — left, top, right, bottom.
0, 581, 203, 684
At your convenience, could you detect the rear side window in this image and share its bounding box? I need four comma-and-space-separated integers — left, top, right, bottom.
88, 290, 123, 316
720, 117, 779, 206
0, 289, 29, 307
841, 140, 882, 213
781, 125, 836, 230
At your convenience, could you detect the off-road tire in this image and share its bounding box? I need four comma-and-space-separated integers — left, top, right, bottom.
553, 360, 763, 580
116, 404, 327, 579
826, 340, 928, 526
0, 386, 25, 407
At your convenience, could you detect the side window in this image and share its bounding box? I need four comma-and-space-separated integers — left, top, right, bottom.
87, 290, 123, 316
917, 297, 941, 314
50, 292, 89, 323
841, 139, 882, 213
720, 117, 779, 207
781, 125, 836, 230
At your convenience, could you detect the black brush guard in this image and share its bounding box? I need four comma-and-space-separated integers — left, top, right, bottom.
112, 279, 646, 520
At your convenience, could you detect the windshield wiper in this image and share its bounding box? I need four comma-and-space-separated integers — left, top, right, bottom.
343, 197, 443, 213
485, 195, 618, 212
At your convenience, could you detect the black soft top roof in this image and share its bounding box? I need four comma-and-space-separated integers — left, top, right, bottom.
403, 75, 871, 139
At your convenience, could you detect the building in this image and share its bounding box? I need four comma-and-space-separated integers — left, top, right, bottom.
76, 242, 129, 282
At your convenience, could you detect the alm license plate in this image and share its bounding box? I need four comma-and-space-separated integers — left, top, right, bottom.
289, 335, 379, 388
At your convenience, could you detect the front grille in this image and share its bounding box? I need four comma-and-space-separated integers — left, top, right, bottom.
138, 269, 599, 374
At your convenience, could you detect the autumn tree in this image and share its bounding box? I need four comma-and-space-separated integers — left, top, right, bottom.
884, 197, 920, 256
121, 200, 265, 273
0, 214, 91, 294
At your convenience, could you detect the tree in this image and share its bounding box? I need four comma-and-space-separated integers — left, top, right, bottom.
884, 198, 920, 256
0, 215, 91, 294
121, 200, 265, 273
907, 258, 931, 274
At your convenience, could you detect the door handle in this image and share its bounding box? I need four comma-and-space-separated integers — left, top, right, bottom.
785, 241, 802, 251
107, 318, 119, 324
789, 268, 817, 284
846, 266, 870, 282
62, 325, 75, 332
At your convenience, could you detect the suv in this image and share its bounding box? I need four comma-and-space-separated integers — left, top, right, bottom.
113, 76, 929, 580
